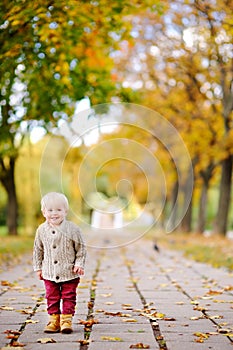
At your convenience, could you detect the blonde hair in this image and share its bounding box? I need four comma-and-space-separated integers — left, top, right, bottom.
41, 192, 69, 211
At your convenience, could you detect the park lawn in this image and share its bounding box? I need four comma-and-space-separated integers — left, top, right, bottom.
157, 231, 233, 271
0, 226, 233, 272
0, 227, 34, 268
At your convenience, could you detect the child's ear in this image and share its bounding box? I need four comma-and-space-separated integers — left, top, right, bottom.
41, 209, 46, 218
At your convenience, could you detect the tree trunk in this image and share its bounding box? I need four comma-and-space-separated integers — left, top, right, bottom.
1, 157, 18, 235
168, 179, 179, 231
213, 155, 233, 235
196, 180, 208, 234
180, 198, 193, 232
180, 164, 194, 233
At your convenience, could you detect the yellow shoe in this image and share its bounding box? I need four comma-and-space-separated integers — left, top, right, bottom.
44, 314, 60, 333
60, 314, 73, 334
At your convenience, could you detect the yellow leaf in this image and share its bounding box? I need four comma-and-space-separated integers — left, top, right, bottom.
123, 318, 137, 322
130, 343, 150, 349
25, 320, 39, 324
223, 285, 233, 291
100, 293, 112, 297
101, 336, 123, 341
77, 339, 91, 345
194, 332, 209, 339
37, 338, 56, 343
0, 306, 14, 311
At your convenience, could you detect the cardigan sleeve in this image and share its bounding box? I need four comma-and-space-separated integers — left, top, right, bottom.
73, 228, 87, 269
33, 228, 44, 271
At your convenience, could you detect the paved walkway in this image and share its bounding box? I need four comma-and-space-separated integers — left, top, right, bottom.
0, 229, 233, 349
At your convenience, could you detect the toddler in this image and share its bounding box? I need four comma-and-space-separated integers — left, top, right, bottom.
33, 192, 86, 333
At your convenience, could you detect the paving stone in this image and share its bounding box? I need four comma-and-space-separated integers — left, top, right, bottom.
1, 234, 233, 350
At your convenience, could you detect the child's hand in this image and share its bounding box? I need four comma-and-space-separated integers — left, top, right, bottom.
36, 270, 43, 280
73, 266, 84, 275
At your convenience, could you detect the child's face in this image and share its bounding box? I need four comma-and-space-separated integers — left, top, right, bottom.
42, 202, 67, 226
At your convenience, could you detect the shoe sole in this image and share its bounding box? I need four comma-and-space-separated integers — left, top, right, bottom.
44, 329, 60, 333
61, 329, 73, 334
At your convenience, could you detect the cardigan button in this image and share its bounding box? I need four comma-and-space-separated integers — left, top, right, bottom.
54, 260, 58, 264
52, 230, 56, 234
53, 245, 56, 249
56, 276, 59, 280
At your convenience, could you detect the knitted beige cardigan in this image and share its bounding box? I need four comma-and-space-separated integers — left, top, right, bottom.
33, 220, 86, 282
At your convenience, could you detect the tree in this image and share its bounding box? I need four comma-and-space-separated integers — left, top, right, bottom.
0, 0, 158, 234
113, 0, 233, 234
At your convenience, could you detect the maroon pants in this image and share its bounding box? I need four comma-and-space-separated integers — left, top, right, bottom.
44, 278, 80, 315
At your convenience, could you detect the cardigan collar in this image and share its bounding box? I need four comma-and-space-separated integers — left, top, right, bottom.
45, 219, 67, 233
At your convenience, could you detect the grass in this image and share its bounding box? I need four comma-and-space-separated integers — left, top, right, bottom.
1, 225, 233, 272
153, 230, 233, 271
0, 226, 34, 268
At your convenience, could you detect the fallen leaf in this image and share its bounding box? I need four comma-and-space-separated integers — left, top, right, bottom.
193, 332, 209, 343
144, 302, 154, 307
1, 348, 24, 350
193, 306, 208, 312
140, 312, 165, 320
164, 317, 176, 321
88, 301, 94, 309
104, 311, 131, 317
77, 339, 91, 345
11, 340, 25, 347
1, 280, 14, 287
25, 320, 39, 324
206, 289, 223, 295
130, 343, 150, 349
4, 330, 21, 336
194, 338, 204, 343
17, 309, 32, 314
194, 332, 209, 339
101, 336, 123, 341
210, 315, 223, 320
223, 285, 233, 291
37, 338, 56, 343
79, 319, 98, 326
201, 296, 213, 300
0, 306, 14, 311
218, 328, 233, 334
123, 318, 137, 323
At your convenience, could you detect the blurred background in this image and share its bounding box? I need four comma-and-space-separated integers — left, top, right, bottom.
0, 0, 232, 266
